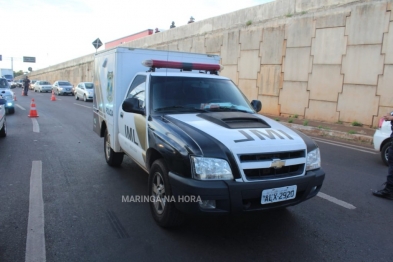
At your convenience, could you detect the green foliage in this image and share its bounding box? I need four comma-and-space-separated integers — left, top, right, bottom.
275, 118, 280, 121
348, 130, 356, 134
288, 118, 293, 123
301, 11, 307, 15
351, 121, 363, 127
336, 120, 343, 124
246, 20, 252, 26
14, 70, 24, 77
303, 120, 308, 126
294, 114, 298, 118
286, 13, 293, 17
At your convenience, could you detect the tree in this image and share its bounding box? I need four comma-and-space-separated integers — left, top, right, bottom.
14, 70, 24, 77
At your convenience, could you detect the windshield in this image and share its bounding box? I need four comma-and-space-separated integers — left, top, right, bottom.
59, 82, 71, 86
0, 79, 9, 88
41, 81, 50, 85
3, 75, 13, 80
150, 76, 254, 113
84, 83, 94, 89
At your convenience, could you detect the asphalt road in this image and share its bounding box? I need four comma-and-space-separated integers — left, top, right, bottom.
0, 90, 392, 262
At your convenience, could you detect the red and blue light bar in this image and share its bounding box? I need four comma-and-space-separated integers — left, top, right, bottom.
142, 59, 223, 72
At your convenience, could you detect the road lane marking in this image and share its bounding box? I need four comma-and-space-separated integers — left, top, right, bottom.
31, 118, 39, 133
74, 103, 92, 109
25, 161, 46, 262
16, 104, 26, 110
312, 138, 377, 154
317, 192, 356, 209
311, 136, 374, 151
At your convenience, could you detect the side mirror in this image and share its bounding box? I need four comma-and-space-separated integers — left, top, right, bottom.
122, 97, 145, 115
251, 100, 262, 112
0, 98, 6, 105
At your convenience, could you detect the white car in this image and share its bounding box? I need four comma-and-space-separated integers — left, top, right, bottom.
34, 81, 52, 93
373, 117, 391, 166
74, 82, 94, 102
0, 95, 7, 137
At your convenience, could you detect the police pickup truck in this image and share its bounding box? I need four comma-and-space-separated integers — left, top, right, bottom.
93, 47, 325, 227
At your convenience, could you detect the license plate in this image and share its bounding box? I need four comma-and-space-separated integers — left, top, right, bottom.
261, 185, 297, 204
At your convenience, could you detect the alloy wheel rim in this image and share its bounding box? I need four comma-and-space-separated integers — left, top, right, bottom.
152, 172, 166, 215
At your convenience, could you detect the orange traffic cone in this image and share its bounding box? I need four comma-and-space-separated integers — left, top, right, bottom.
51, 90, 56, 101
21, 89, 25, 96
13, 94, 17, 101
28, 98, 39, 117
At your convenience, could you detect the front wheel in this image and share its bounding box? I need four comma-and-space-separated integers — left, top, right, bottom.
104, 129, 123, 167
381, 142, 390, 166
75, 93, 79, 100
148, 159, 184, 227
83, 94, 87, 102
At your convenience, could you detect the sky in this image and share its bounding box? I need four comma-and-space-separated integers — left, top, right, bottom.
0, 0, 272, 73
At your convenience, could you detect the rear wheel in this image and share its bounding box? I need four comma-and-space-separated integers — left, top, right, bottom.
0, 117, 6, 138
104, 129, 123, 167
148, 159, 184, 227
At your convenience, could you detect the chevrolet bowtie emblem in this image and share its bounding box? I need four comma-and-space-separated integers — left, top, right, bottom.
271, 159, 285, 169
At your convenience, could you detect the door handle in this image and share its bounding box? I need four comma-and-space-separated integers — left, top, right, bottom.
120, 112, 123, 118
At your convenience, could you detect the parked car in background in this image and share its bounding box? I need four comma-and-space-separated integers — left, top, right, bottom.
0, 96, 7, 137
29, 80, 38, 90
74, 82, 94, 102
0, 78, 14, 114
53, 81, 73, 95
34, 81, 52, 93
373, 116, 392, 166
16, 79, 24, 88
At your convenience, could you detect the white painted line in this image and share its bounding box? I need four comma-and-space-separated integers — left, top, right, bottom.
74, 103, 92, 109
25, 161, 46, 262
31, 118, 40, 133
16, 104, 26, 110
311, 136, 374, 151
56, 98, 62, 100
312, 138, 377, 154
317, 192, 356, 210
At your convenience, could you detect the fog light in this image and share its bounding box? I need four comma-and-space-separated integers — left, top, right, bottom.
199, 200, 216, 209
6, 103, 12, 106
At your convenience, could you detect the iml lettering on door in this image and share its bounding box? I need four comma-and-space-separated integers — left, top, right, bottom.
125, 125, 139, 145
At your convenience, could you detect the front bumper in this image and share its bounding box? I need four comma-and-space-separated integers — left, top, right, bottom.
373, 129, 389, 151
169, 169, 325, 214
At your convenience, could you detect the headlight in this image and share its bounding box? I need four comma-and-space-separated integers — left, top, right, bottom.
306, 148, 321, 171
191, 156, 233, 180
6, 102, 13, 106
58, 87, 63, 91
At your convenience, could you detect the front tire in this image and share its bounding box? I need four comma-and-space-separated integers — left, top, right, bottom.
381, 142, 390, 166
104, 129, 123, 167
83, 94, 87, 102
75, 93, 79, 100
148, 159, 184, 227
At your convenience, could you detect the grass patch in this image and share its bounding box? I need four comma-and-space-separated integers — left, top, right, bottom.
351, 121, 363, 127
318, 126, 330, 130
303, 120, 309, 126
336, 120, 343, 124
288, 118, 293, 123
246, 20, 252, 26
286, 13, 293, 17
275, 118, 280, 121
348, 130, 357, 134
294, 114, 298, 118
301, 11, 307, 15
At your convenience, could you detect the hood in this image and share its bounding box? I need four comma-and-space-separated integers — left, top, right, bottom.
165, 112, 312, 156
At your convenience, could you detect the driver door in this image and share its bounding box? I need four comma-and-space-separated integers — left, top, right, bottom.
118, 75, 147, 168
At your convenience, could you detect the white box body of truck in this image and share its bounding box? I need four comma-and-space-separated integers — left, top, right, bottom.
93, 47, 325, 227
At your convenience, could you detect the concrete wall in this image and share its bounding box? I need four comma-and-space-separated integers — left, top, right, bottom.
26, 0, 393, 127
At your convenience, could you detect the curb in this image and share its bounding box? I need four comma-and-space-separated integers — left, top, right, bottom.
282, 123, 374, 144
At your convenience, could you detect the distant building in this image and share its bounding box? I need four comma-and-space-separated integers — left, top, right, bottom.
105, 29, 153, 49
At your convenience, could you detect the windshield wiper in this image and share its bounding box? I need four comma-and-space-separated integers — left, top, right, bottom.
155, 105, 207, 112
